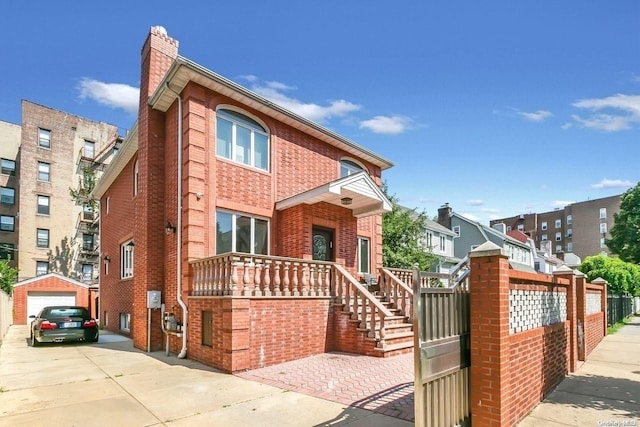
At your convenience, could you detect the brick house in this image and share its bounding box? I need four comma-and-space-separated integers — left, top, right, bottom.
93, 27, 403, 372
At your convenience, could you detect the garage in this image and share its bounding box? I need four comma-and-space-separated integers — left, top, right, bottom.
27, 292, 77, 322
12, 273, 94, 325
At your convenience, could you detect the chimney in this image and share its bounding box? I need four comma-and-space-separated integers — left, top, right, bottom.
437, 203, 452, 229
140, 26, 179, 102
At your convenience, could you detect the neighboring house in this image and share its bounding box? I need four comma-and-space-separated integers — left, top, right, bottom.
423, 218, 459, 273
489, 194, 622, 260
92, 27, 394, 372
437, 204, 535, 272
0, 120, 20, 269
507, 229, 564, 274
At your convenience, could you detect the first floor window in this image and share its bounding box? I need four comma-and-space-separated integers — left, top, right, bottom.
37, 195, 50, 215
36, 228, 49, 248
358, 237, 370, 274
36, 261, 49, 276
215, 210, 268, 255
0, 243, 15, 260
121, 239, 134, 279
600, 238, 606, 249
1, 215, 15, 232
120, 313, 131, 332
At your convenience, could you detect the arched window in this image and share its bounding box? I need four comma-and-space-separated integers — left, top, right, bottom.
216, 108, 269, 171
340, 159, 365, 177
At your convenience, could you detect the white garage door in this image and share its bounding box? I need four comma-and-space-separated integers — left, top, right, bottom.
27, 292, 76, 322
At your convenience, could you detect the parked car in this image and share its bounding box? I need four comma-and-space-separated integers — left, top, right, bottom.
29, 306, 99, 346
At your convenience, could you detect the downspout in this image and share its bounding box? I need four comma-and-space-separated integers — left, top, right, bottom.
166, 82, 188, 358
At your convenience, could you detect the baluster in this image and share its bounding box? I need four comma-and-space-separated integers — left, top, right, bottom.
292, 263, 300, 296
301, 263, 309, 296
213, 259, 221, 296
324, 266, 331, 297
273, 261, 282, 296
243, 258, 253, 296
253, 262, 263, 296
344, 275, 351, 311
337, 272, 344, 304
263, 261, 272, 296
378, 316, 386, 349
308, 265, 316, 296
230, 257, 240, 296
368, 300, 377, 338
201, 260, 208, 296
352, 289, 360, 321
283, 262, 291, 296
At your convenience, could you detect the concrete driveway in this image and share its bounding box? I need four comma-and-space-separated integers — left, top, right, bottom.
0, 325, 412, 427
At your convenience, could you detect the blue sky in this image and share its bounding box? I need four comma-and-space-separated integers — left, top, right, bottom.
1, 1, 638, 224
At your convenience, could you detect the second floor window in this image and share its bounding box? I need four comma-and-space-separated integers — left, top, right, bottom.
121, 240, 134, 279
216, 109, 269, 171
39, 128, 51, 148
1, 187, 15, 205
340, 159, 364, 177
1, 159, 15, 176
37, 161, 50, 182
37, 195, 50, 215
36, 261, 49, 276
439, 235, 446, 252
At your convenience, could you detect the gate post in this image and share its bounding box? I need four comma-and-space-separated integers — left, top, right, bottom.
553, 266, 578, 373
468, 242, 510, 426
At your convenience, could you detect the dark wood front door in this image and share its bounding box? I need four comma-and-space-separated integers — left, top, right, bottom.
312, 227, 334, 261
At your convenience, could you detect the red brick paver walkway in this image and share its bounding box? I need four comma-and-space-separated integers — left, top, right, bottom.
235, 351, 415, 422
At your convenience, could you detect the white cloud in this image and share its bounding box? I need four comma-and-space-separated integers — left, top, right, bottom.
250, 80, 361, 123
78, 78, 139, 115
360, 115, 412, 134
465, 199, 484, 206
591, 178, 634, 189
238, 74, 258, 83
516, 110, 553, 122
551, 200, 574, 208
561, 122, 573, 130
460, 212, 480, 222
572, 94, 640, 132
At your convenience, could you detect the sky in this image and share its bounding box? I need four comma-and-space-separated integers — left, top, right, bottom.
1, 1, 638, 224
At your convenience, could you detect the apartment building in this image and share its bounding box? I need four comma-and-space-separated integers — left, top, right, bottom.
0, 120, 21, 269
490, 194, 622, 260
13, 101, 120, 282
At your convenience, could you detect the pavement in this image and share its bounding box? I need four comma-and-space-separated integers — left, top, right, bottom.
0, 325, 412, 427
518, 315, 640, 426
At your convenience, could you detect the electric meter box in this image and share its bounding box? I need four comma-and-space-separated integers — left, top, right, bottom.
147, 291, 162, 309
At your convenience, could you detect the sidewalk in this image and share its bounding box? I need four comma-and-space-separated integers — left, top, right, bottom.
518, 315, 640, 426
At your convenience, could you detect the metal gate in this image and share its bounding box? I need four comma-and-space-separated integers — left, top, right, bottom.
413, 258, 471, 427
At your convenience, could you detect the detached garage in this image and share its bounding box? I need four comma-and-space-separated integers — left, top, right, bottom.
12, 273, 97, 325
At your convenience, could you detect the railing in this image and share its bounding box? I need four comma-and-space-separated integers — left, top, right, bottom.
607, 293, 636, 326
334, 264, 393, 347
190, 253, 333, 297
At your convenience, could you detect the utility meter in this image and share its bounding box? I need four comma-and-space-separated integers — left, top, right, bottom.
147, 291, 162, 309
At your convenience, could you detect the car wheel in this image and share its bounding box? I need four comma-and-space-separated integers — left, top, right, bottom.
89, 333, 99, 343
30, 333, 38, 347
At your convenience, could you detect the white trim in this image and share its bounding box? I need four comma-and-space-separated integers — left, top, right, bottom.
14, 272, 91, 289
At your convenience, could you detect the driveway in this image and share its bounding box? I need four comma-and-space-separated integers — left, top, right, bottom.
0, 325, 412, 427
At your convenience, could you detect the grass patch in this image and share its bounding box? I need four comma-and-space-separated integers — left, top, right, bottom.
607, 317, 632, 334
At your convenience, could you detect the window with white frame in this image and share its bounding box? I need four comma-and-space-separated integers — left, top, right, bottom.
83, 234, 94, 251
424, 232, 433, 250
566, 228, 573, 238
0, 215, 15, 232
82, 264, 93, 281
567, 242, 573, 252
358, 237, 370, 274
119, 313, 131, 332
600, 223, 607, 234
541, 234, 548, 241
1, 187, 15, 205
517, 224, 524, 231
506, 226, 512, 231
439, 235, 446, 253
555, 219, 561, 228
340, 159, 364, 177
555, 232, 562, 241
1, 159, 15, 176
216, 109, 269, 171
36, 261, 49, 276
599, 208, 606, 219
84, 140, 95, 159
121, 239, 134, 279
133, 160, 139, 196
556, 245, 563, 253
215, 210, 268, 255
453, 226, 460, 237
600, 238, 606, 248
38, 128, 51, 148
37, 161, 50, 182
541, 222, 547, 231
567, 215, 572, 225
37, 195, 50, 215
36, 228, 49, 248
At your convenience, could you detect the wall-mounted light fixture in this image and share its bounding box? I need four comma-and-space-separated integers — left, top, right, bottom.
103, 255, 111, 263
165, 221, 177, 234
341, 197, 353, 206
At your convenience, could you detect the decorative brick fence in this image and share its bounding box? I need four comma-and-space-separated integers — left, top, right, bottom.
468, 244, 606, 426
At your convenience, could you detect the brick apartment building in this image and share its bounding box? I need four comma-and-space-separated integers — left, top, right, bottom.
490, 194, 622, 260
93, 26, 396, 372
1, 101, 120, 322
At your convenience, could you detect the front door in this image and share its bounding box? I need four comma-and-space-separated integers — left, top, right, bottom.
312, 227, 334, 261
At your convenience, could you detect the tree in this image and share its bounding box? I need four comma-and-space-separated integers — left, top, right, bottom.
0, 257, 18, 294
382, 183, 435, 271
579, 254, 640, 296
607, 183, 640, 263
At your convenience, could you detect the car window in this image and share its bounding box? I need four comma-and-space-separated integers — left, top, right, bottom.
43, 308, 89, 318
